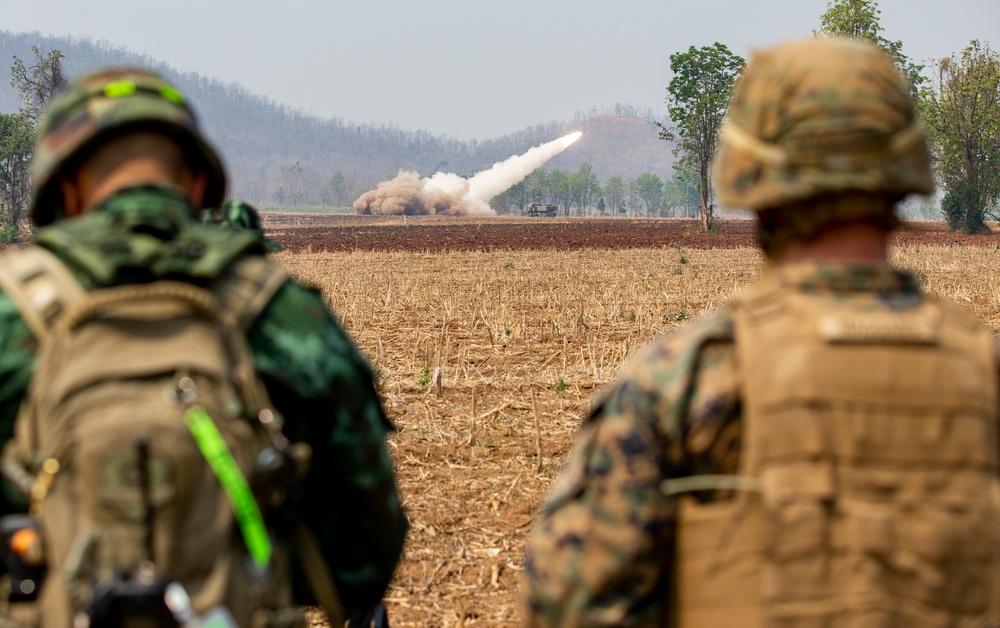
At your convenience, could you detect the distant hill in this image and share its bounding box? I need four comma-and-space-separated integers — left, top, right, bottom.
0, 31, 676, 207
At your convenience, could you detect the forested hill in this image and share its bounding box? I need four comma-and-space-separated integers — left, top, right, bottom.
0, 31, 675, 206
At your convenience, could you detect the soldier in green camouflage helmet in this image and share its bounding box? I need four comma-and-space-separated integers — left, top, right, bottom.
203, 200, 284, 253
0, 67, 406, 623
524, 39, 1000, 627
29, 67, 226, 227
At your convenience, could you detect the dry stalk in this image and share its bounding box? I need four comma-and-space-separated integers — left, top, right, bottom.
467, 386, 477, 447
480, 310, 494, 348
422, 402, 436, 437
501, 472, 523, 502
431, 366, 443, 397
424, 558, 448, 592
531, 389, 543, 473
538, 351, 560, 371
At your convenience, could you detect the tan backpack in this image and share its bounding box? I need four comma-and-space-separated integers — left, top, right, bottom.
0, 246, 335, 628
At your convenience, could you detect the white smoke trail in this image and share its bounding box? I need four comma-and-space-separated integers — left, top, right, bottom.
354, 131, 583, 216
465, 132, 582, 202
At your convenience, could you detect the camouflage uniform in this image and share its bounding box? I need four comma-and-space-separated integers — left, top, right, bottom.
0, 68, 406, 614
203, 199, 284, 253
523, 39, 995, 627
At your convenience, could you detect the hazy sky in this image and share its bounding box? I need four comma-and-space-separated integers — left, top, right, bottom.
6, 0, 997, 140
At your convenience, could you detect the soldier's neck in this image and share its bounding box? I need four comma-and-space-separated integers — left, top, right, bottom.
74, 161, 185, 215
776, 222, 890, 266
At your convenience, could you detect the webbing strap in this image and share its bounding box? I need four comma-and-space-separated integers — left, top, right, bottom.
182, 405, 272, 569
661, 474, 763, 496
214, 256, 288, 330
0, 246, 85, 340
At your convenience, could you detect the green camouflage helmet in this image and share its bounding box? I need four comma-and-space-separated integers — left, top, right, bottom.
714, 38, 933, 211
30, 67, 226, 226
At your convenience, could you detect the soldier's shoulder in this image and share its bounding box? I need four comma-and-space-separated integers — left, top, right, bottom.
248, 275, 379, 403
250, 274, 365, 366
618, 306, 736, 394
591, 307, 737, 439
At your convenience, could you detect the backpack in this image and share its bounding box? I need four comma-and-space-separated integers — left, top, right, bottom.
0, 245, 337, 628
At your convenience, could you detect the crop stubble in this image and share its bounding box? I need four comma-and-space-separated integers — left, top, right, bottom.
273, 225, 1000, 626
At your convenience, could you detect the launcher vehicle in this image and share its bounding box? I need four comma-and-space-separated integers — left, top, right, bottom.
525, 203, 558, 217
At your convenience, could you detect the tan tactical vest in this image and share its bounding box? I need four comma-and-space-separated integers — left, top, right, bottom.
671, 272, 1000, 628
0, 246, 341, 628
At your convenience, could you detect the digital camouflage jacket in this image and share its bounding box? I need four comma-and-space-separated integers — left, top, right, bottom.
522, 262, 996, 627
0, 186, 406, 612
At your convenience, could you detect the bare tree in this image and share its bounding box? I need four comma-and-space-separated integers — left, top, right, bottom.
11, 46, 67, 123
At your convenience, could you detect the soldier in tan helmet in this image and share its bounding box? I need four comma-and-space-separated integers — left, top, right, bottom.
523, 38, 1000, 627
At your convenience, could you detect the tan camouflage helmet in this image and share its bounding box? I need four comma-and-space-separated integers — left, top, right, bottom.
30, 67, 226, 226
714, 38, 933, 212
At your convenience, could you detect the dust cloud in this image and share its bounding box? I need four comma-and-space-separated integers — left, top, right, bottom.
354, 132, 582, 216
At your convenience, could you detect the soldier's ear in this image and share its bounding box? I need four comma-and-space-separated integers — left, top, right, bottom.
58, 176, 83, 218
185, 169, 208, 208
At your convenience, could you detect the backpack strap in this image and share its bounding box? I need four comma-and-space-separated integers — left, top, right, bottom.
214, 255, 289, 331
0, 246, 85, 340
212, 255, 289, 421
293, 523, 346, 627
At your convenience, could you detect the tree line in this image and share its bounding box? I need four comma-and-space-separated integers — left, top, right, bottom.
489, 162, 701, 218
660, 0, 999, 233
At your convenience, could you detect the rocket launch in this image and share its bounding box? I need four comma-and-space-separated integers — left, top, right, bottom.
354, 132, 582, 216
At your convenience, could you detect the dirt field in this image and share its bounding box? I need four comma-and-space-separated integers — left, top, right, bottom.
270, 216, 1000, 626
263, 214, 1000, 253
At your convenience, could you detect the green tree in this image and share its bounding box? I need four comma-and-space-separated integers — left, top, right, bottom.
11, 46, 67, 123
634, 173, 663, 216
328, 171, 354, 207
815, 0, 924, 97
604, 173, 626, 217
662, 162, 701, 217
568, 163, 600, 216
919, 40, 1000, 233
627, 178, 643, 217
0, 113, 33, 237
524, 169, 549, 207
492, 186, 516, 215
549, 169, 572, 216
0, 46, 66, 240
499, 180, 526, 214
658, 43, 744, 231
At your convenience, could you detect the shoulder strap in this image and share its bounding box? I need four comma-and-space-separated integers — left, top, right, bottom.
0, 246, 85, 340
214, 255, 289, 331
212, 255, 288, 419
293, 523, 346, 627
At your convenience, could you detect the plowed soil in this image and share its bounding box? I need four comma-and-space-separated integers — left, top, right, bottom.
263, 214, 1000, 252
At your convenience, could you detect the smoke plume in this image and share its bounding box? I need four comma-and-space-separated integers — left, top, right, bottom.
354, 132, 583, 216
